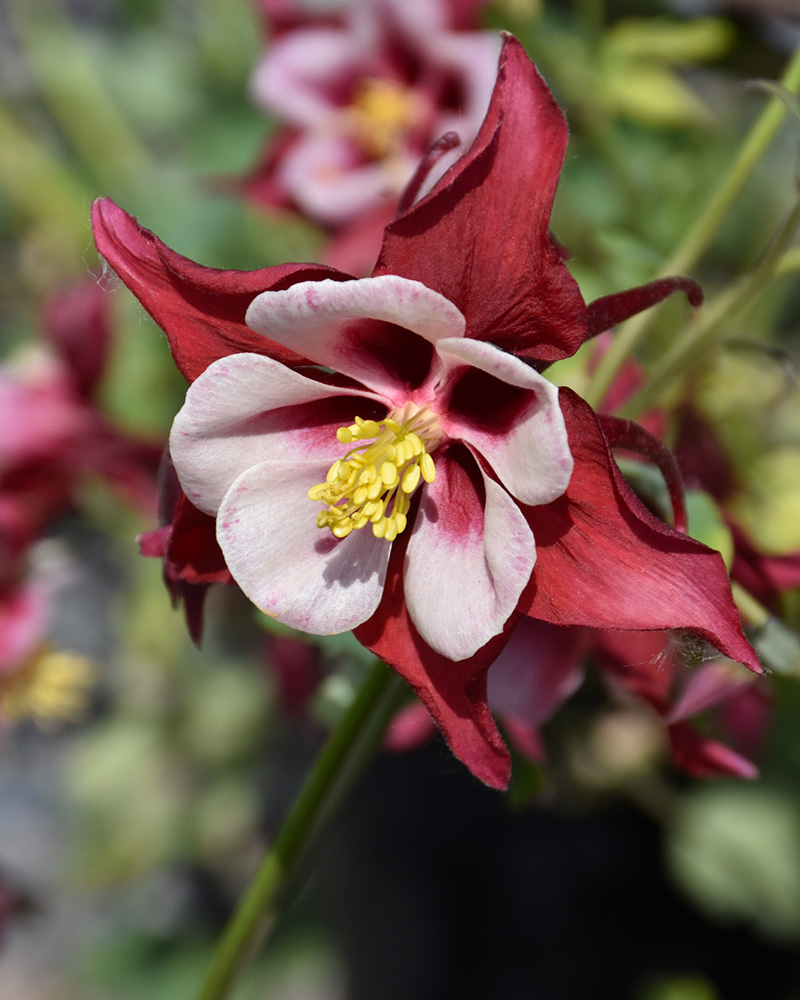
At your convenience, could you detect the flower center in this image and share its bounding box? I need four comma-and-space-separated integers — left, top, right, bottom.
1, 644, 97, 729
346, 77, 424, 160
308, 402, 442, 541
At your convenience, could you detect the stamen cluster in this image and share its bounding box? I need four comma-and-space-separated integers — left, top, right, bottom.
346, 78, 423, 160
308, 405, 440, 541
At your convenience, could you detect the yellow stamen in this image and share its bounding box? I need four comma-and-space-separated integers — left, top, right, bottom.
346, 78, 425, 160
308, 402, 442, 541
1, 644, 97, 730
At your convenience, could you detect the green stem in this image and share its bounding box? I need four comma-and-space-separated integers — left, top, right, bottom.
198, 659, 405, 1000
731, 583, 769, 629
619, 197, 800, 418
776, 246, 800, 275
585, 39, 800, 410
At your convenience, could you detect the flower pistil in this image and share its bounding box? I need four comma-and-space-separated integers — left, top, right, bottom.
309, 402, 442, 541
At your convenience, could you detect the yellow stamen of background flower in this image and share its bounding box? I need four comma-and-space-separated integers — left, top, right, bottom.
309, 403, 442, 541
1, 644, 97, 730
346, 78, 424, 160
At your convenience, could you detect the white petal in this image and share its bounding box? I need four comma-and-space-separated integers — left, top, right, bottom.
278, 133, 402, 226
249, 29, 359, 125
170, 353, 385, 515
435, 337, 573, 506
218, 458, 390, 634
403, 457, 535, 661
246, 276, 466, 397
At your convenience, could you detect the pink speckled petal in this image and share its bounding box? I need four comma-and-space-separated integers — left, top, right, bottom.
435, 337, 573, 506
170, 352, 386, 515
218, 458, 389, 634
246, 275, 465, 398
403, 452, 535, 660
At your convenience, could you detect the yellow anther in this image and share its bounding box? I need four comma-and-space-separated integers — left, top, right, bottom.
401, 464, 421, 494
347, 78, 424, 160
380, 462, 399, 487
310, 404, 442, 542
1, 646, 97, 730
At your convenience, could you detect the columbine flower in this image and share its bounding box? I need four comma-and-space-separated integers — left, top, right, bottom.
245, 0, 500, 232
92, 36, 760, 787
170, 272, 573, 663
0, 580, 97, 731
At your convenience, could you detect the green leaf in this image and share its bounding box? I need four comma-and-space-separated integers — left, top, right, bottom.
603, 18, 734, 65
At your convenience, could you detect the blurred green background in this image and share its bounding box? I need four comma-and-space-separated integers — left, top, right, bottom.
3, 1, 800, 998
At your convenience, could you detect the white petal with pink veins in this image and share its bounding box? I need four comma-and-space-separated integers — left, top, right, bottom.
246, 276, 466, 397
217, 458, 390, 634
435, 337, 573, 506
403, 458, 536, 661
170, 352, 386, 516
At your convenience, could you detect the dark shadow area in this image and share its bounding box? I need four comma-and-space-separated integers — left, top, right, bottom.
317, 740, 800, 1000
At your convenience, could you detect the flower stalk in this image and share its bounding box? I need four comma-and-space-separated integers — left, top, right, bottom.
197, 659, 406, 1000
619, 196, 800, 418
585, 39, 800, 409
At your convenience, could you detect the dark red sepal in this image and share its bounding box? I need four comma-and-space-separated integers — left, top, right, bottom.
598, 414, 688, 533
374, 36, 586, 365
669, 723, 759, 780
166, 494, 232, 587
585, 277, 703, 340
521, 389, 762, 675
396, 131, 462, 215
355, 530, 516, 789
140, 453, 234, 644
41, 279, 111, 399
91, 198, 354, 382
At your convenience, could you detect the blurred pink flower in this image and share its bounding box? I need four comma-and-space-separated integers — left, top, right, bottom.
0, 280, 162, 589
0, 575, 96, 731
244, 0, 500, 265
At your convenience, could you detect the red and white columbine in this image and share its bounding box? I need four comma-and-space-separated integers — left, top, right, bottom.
170, 273, 572, 661
92, 36, 761, 787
